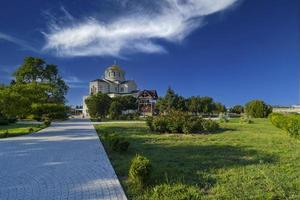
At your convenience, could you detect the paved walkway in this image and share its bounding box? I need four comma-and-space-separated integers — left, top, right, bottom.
0, 119, 127, 200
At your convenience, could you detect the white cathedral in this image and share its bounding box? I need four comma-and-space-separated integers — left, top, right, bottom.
83, 64, 139, 116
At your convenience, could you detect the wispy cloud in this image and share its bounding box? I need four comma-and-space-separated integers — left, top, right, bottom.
43, 0, 239, 57
0, 32, 37, 52
64, 75, 87, 89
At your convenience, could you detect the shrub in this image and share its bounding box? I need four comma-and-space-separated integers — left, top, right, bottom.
104, 133, 130, 152
245, 100, 272, 118
129, 155, 152, 188
183, 117, 204, 134
152, 116, 170, 133
28, 128, 34, 133
285, 117, 300, 138
44, 120, 51, 126
269, 113, 300, 139
143, 183, 203, 200
0, 130, 9, 138
146, 117, 154, 131
269, 113, 286, 129
147, 111, 220, 134
202, 120, 219, 132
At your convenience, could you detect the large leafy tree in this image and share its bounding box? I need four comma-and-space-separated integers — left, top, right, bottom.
245, 100, 272, 118
0, 57, 68, 120
13, 57, 68, 103
85, 93, 112, 119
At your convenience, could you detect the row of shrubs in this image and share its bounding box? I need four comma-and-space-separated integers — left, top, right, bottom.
146, 110, 220, 134
269, 113, 300, 138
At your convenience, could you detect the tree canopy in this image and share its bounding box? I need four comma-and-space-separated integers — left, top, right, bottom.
0, 57, 68, 120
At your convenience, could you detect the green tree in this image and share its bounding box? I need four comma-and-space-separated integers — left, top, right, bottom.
109, 101, 123, 120
0, 83, 51, 118
85, 93, 112, 119
214, 102, 226, 114
113, 95, 137, 110
245, 100, 272, 118
156, 87, 187, 113
31, 103, 67, 120
230, 105, 244, 114
13, 57, 68, 103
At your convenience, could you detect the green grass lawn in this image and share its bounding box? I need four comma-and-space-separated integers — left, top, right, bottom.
95, 119, 300, 199
0, 123, 46, 138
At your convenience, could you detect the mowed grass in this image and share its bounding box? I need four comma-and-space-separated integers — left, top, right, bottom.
0, 123, 46, 138
95, 119, 300, 199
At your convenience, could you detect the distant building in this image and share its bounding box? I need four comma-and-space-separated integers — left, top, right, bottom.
137, 90, 158, 116
89, 64, 139, 98
83, 64, 157, 117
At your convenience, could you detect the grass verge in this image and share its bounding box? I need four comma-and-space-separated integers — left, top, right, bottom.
95, 119, 300, 199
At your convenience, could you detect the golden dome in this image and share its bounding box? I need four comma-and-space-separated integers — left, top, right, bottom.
107, 64, 123, 72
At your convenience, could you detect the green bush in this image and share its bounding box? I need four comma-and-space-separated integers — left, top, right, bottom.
152, 116, 169, 133
129, 155, 152, 188
104, 133, 130, 152
245, 100, 272, 118
44, 120, 51, 126
142, 183, 203, 200
269, 113, 287, 129
269, 113, 300, 139
202, 120, 219, 132
285, 117, 300, 138
0, 130, 9, 138
28, 128, 34, 133
167, 110, 189, 133
146, 117, 154, 131
183, 117, 204, 134
147, 110, 220, 134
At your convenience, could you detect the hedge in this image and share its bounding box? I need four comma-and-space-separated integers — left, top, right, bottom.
269, 113, 300, 139
147, 110, 219, 134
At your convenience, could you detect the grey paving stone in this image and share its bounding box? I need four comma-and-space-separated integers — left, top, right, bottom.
0, 119, 127, 200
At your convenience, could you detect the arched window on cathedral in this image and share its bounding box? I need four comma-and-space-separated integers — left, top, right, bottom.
113, 72, 116, 76
120, 87, 124, 92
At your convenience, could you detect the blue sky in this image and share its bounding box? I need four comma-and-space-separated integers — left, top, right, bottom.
0, 0, 299, 106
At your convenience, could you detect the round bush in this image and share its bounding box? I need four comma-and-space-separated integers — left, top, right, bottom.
245, 100, 272, 118
143, 183, 203, 200
152, 116, 169, 133
129, 155, 152, 188
183, 117, 204, 134
202, 120, 219, 132
146, 117, 154, 131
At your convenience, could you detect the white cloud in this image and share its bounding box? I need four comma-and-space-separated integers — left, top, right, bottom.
64, 76, 87, 89
43, 0, 239, 57
0, 33, 37, 52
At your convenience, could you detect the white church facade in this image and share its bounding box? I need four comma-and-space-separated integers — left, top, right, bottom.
83, 64, 139, 116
